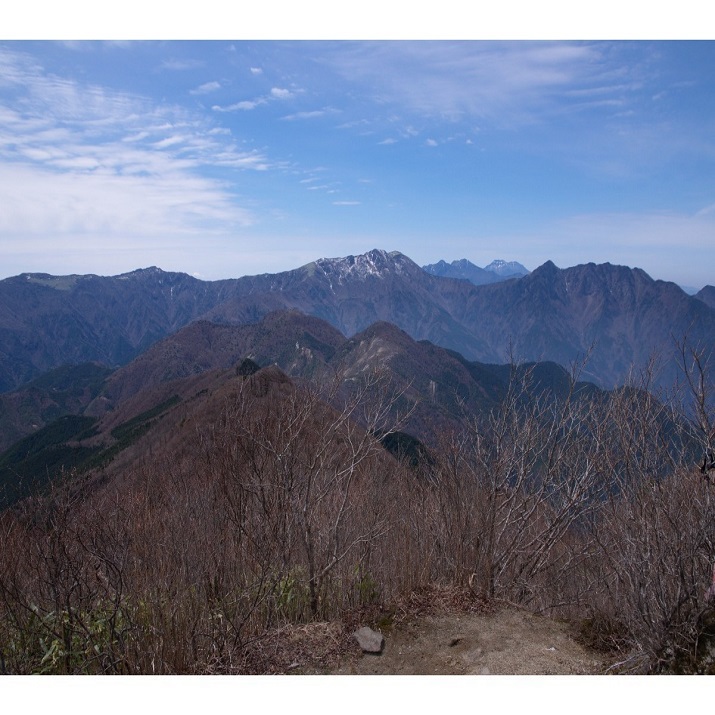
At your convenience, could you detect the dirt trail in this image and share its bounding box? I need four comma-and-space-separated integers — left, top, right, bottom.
334, 606, 610, 675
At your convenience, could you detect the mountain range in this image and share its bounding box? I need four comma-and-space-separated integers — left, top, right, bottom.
422, 258, 529, 284
3, 250, 712, 677
3, 244, 715, 509
1, 249, 714, 395
0, 308, 603, 508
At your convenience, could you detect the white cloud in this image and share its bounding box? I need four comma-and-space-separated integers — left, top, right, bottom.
324, 41, 639, 128
212, 98, 267, 111
425, 138, 438, 147
123, 131, 150, 142
0, 48, 269, 172
0, 163, 255, 237
270, 87, 294, 100
333, 200, 361, 205
152, 134, 189, 149
250, 67, 263, 75
695, 202, 715, 217
281, 108, 338, 121
190, 80, 221, 95
214, 86, 302, 113
0, 45, 267, 269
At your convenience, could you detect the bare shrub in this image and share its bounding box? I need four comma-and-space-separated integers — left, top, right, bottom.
193, 366, 411, 630
0, 478, 134, 673
586, 467, 715, 672
580, 358, 715, 672
3, 348, 715, 674
426, 362, 606, 607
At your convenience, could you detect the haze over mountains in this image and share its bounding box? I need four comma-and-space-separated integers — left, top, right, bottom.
423, 258, 529, 285
0, 308, 600, 507
2, 246, 715, 511
1, 249, 714, 396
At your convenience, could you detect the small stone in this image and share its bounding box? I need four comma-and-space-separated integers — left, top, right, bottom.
354, 626, 385, 654
449, 637, 462, 647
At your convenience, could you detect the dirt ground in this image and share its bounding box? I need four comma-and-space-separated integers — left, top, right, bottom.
260, 590, 615, 676
332, 606, 611, 675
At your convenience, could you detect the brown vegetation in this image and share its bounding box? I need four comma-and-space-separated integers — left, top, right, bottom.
1, 346, 715, 674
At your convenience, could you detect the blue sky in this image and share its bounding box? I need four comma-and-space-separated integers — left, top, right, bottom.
2, 26, 715, 288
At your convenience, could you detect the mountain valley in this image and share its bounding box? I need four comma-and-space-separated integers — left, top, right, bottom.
2, 247, 714, 507
2, 250, 714, 677
0, 308, 601, 508
1, 249, 713, 395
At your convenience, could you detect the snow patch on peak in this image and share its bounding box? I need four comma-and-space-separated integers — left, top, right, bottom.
314, 249, 407, 284
116, 266, 166, 280
484, 260, 530, 278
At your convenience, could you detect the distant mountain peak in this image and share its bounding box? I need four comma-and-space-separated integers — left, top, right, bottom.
313, 248, 414, 282
423, 257, 528, 286
483, 259, 530, 278
117, 266, 166, 279
695, 285, 715, 310
534, 260, 559, 273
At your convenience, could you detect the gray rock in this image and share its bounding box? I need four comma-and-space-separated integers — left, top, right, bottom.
354, 626, 385, 654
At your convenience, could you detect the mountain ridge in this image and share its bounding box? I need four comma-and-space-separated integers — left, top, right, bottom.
0, 309, 605, 507
1, 249, 713, 392
484, 259, 530, 278
422, 257, 529, 285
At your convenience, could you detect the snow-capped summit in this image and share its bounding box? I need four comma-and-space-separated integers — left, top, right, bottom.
483, 260, 529, 278
313, 249, 412, 283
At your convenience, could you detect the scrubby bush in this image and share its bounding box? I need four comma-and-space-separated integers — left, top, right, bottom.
1, 353, 714, 674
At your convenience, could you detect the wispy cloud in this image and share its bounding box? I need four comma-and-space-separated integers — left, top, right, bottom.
281, 107, 338, 121
695, 202, 715, 217
190, 80, 221, 95
323, 41, 644, 128
0, 46, 266, 244
212, 86, 301, 113
160, 58, 204, 71
0, 163, 255, 236
213, 98, 267, 112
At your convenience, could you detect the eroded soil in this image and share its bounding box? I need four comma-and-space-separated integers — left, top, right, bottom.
333, 607, 610, 675
243, 586, 615, 675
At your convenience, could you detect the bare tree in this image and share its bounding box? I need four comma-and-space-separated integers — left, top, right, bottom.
676, 338, 715, 479
199, 366, 412, 619
424, 359, 608, 607
584, 361, 715, 672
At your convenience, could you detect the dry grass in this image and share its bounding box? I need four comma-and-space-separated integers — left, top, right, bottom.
238, 621, 357, 675
391, 584, 496, 625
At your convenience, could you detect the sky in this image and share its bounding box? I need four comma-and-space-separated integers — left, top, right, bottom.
2, 6, 715, 290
